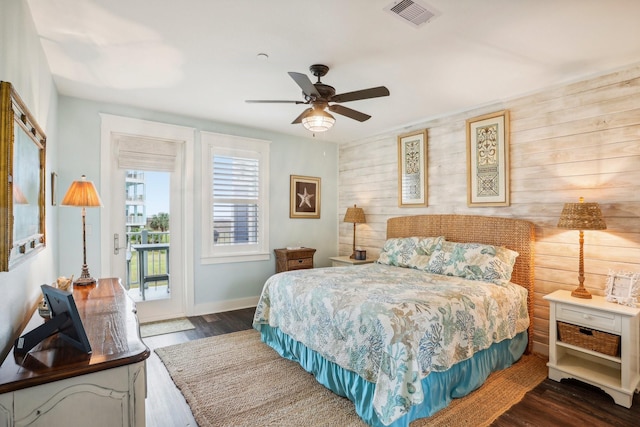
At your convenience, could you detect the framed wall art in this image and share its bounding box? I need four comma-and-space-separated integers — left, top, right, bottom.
290, 175, 321, 219
605, 269, 640, 307
397, 129, 427, 207
466, 110, 510, 207
0, 81, 47, 271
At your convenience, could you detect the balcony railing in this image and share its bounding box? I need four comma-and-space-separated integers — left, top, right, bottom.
125, 230, 170, 300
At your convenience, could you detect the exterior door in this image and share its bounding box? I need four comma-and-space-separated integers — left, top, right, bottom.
100, 114, 195, 323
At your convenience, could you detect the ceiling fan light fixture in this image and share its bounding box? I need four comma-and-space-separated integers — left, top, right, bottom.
302, 109, 335, 132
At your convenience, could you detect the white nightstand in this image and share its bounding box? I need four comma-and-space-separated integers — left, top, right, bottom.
329, 256, 375, 267
544, 289, 640, 407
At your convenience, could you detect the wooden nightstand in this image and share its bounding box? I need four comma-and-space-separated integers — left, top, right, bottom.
329, 256, 375, 267
274, 248, 316, 273
544, 289, 640, 408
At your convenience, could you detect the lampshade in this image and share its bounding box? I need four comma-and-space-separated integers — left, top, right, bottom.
302, 108, 335, 132
61, 175, 103, 207
344, 205, 366, 224
557, 197, 606, 230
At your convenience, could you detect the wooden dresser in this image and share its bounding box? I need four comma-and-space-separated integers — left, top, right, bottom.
274, 247, 316, 273
0, 278, 150, 426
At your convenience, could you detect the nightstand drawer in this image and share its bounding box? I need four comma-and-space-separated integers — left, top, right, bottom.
556, 303, 621, 333
287, 257, 313, 270
274, 248, 316, 273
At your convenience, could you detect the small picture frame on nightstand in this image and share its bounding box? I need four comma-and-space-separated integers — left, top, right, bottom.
605, 269, 640, 307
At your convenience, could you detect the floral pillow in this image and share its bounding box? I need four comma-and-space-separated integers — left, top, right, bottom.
377, 236, 444, 268
427, 241, 519, 286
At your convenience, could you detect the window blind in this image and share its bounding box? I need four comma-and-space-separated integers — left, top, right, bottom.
116, 135, 178, 172
213, 155, 259, 245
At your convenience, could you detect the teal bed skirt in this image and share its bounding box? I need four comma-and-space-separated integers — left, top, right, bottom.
256, 324, 528, 427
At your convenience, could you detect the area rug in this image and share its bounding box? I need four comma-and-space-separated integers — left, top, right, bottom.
140, 317, 195, 338
155, 329, 547, 427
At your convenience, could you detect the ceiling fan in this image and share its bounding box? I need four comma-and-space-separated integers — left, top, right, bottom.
246, 64, 390, 132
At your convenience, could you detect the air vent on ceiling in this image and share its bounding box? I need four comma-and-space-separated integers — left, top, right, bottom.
384, 0, 439, 28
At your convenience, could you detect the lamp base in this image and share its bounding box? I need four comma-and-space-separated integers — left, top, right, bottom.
571, 286, 592, 299
74, 264, 96, 287
74, 276, 96, 286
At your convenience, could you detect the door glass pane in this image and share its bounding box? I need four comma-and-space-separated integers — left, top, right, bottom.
125, 170, 171, 302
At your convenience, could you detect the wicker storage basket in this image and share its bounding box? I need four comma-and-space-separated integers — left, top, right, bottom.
557, 321, 620, 357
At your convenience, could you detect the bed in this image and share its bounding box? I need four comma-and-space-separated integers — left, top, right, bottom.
253, 214, 534, 426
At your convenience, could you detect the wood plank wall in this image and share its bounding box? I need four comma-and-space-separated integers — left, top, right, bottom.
338, 64, 640, 356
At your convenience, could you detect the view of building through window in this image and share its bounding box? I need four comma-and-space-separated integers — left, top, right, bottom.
125, 170, 171, 301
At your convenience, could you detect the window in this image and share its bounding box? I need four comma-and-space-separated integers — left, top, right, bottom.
201, 132, 270, 263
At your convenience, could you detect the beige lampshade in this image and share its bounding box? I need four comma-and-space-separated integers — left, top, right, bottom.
557, 197, 606, 230
344, 204, 366, 224
61, 175, 103, 207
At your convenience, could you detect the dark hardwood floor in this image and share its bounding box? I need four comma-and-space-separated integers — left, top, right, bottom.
144, 308, 639, 427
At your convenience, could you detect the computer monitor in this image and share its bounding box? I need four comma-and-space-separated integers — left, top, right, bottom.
14, 284, 92, 354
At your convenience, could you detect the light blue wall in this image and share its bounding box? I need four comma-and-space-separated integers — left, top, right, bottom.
57, 96, 339, 313
0, 0, 59, 355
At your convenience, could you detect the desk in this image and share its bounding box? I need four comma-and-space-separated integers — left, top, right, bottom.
132, 243, 170, 300
0, 278, 149, 426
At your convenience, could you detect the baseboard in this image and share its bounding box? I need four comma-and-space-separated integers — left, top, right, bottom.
192, 296, 259, 316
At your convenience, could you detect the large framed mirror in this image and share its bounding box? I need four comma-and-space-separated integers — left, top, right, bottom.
0, 81, 46, 271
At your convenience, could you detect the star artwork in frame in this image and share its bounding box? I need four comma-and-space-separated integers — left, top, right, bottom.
290, 175, 321, 218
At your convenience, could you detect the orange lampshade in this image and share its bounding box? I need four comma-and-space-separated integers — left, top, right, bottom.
61, 175, 103, 207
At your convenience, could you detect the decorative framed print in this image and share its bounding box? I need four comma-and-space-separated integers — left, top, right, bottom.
397, 129, 427, 207
605, 269, 640, 307
466, 110, 510, 207
290, 175, 321, 219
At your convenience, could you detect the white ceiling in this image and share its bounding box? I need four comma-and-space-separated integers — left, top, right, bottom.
26, 0, 640, 144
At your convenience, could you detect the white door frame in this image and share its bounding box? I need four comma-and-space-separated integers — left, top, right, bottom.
100, 114, 195, 320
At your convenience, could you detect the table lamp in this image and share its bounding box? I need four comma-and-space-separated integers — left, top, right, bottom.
557, 197, 606, 299
61, 175, 103, 286
344, 204, 366, 259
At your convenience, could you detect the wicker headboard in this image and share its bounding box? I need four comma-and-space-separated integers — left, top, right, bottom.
386, 214, 535, 352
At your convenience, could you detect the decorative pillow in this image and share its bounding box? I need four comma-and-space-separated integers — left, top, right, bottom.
377, 236, 444, 268
427, 241, 519, 285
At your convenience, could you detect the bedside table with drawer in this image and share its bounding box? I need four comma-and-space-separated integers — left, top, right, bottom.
274, 247, 316, 273
544, 289, 640, 408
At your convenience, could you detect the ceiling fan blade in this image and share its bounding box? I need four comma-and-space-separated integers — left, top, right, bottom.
292, 108, 313, 124
328, 105, 371, 122
288, 72, 321, 98
331, 86, 390, 103
245, 100, 305, 104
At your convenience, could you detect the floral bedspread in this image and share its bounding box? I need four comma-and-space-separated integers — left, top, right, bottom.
253, 263, 529, 425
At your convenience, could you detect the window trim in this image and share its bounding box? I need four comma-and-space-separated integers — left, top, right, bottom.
201, 132, 270, 264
